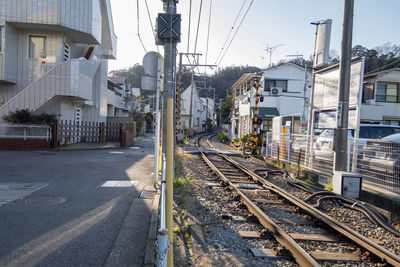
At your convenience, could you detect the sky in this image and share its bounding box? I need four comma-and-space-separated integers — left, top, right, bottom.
108, 0, 400, 73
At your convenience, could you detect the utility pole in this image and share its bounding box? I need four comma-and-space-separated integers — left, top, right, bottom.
333, 0, 354, 172
178, 52, 216, 130
156, 1, 180, 266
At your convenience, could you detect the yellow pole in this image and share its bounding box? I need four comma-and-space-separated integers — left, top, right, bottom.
166, 98, 174, 267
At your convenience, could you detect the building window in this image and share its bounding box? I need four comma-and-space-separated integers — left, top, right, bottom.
29, 35, 46, 58
264, 79, 288, 92
362, 83, 374, 103
376, 83, 398, 103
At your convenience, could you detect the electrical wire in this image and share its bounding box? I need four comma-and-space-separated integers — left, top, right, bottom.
205, 0, 213, 74
217, 0, 255, 66
214, 0, 247, 65
136, 0, 147, 53
193, 0, 203, 55
144, 0, 160, 54
187, 0, 192, 53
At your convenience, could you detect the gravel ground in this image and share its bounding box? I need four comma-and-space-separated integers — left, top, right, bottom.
209, 135, 400, 257
174, 150, 296, 267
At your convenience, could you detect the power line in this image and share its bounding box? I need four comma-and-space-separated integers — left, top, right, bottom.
205, 0, 213, 74
187, 0, 192, 53
214, 0, 247, 65
193, 0, 203, 55
136, 0, 147, 53
217, 0, 255, 66
144, 0, 160, 54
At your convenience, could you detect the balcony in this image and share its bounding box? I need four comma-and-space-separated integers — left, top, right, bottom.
0, 0, 104, 44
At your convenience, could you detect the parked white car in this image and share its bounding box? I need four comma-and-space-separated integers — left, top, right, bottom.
314, 124, 400, 162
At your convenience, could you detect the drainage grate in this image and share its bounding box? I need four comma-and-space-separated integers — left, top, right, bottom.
139, 190, 156, 199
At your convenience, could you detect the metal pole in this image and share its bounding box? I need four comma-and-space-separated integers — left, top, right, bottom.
302, 64, 308, 126
166, 99, 174, 267
189, 74, 194, 128
161, 2, 177, 266
154, 58, 161, 187
334, 0, 354, 172
157, 154, 168, 267
305, 22, 320, 166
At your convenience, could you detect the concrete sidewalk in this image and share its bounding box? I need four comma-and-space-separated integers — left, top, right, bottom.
52, 135, 150, 151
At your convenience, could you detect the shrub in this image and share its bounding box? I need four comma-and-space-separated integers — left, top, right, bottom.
218, 132, 228, 143
3, 109, 56, 125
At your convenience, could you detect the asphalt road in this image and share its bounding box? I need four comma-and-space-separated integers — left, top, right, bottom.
0, 135, 155, 267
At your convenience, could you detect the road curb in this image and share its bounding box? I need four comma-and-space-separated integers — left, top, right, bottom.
144, 192, 160, 266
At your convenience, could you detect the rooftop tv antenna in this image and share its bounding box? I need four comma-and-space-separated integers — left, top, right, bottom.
266, 43, 284, 67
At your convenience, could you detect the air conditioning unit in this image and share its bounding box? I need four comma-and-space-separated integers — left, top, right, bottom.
270, 87, 282, 96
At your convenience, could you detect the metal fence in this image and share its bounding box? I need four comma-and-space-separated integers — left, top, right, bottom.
264, 132, 400, 195
0, 124, 51, 140
56, 120, 122, 145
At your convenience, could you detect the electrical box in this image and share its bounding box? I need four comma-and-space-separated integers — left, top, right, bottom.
332, 171, 362, 199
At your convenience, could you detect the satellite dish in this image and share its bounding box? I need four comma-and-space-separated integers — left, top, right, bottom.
142, 51, 159, 77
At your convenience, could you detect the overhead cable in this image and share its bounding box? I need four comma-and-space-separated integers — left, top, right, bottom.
187, 0, 192, 53
193, 0, 203, 56
214, 0, 247, 65
144, 0, 160, 54
205, 0, 213, 74
217, 0, 255, 66
136, 0, 147, 53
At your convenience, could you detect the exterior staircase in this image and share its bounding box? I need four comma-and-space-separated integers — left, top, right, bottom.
0, 47, 102, 121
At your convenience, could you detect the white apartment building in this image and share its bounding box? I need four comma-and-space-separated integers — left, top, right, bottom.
107, 78, 129, 118
180, 83, 215, 134
231, 63, 310, 139
0, 0, 117, 124
360, 68, 400, 125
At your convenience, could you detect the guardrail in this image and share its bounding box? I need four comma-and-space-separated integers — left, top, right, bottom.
156, 154, 168, 267
264, 132, 400, 196
0, 124, 51, 140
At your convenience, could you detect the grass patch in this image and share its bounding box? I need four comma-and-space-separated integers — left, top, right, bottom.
305, 179, 318, 186
325, 183, 333, 191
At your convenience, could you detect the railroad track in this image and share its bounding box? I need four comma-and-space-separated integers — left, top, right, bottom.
195, 133, 400, 266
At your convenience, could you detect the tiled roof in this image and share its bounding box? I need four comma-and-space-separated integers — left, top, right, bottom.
108, 76, 126, 85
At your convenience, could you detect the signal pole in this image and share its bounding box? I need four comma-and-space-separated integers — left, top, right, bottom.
157, 1, 180, 266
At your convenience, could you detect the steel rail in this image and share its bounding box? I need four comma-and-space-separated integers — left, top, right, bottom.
196, 135, 320, 267
221, 154, 400, 267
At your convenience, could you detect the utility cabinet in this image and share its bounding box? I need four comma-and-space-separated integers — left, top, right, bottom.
332, 171, 362, 199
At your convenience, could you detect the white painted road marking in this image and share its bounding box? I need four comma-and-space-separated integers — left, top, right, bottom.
101, 181, 139, 188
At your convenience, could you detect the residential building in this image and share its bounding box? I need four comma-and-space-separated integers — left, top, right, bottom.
231, 63, 310, 139
0, 0, 117, 124
361, 68, 400, 125
200, 97, 216, 132
108, 76, 128, 98
180, 83, 215, 134
107, 78, 129, 117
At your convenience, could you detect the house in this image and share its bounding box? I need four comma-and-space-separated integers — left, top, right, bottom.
108, 76, 129, 98
200, 97, 216, 132
181, 83, 204, 133
179, 83, 216, 134
0, 0, 117, 124
231, 63, 310, 139
107, 78, 129, 117
361, 68, 400, 125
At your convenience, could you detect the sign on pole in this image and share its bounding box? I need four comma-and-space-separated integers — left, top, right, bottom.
314, 19, 332, 67
313, 57, 365, 129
